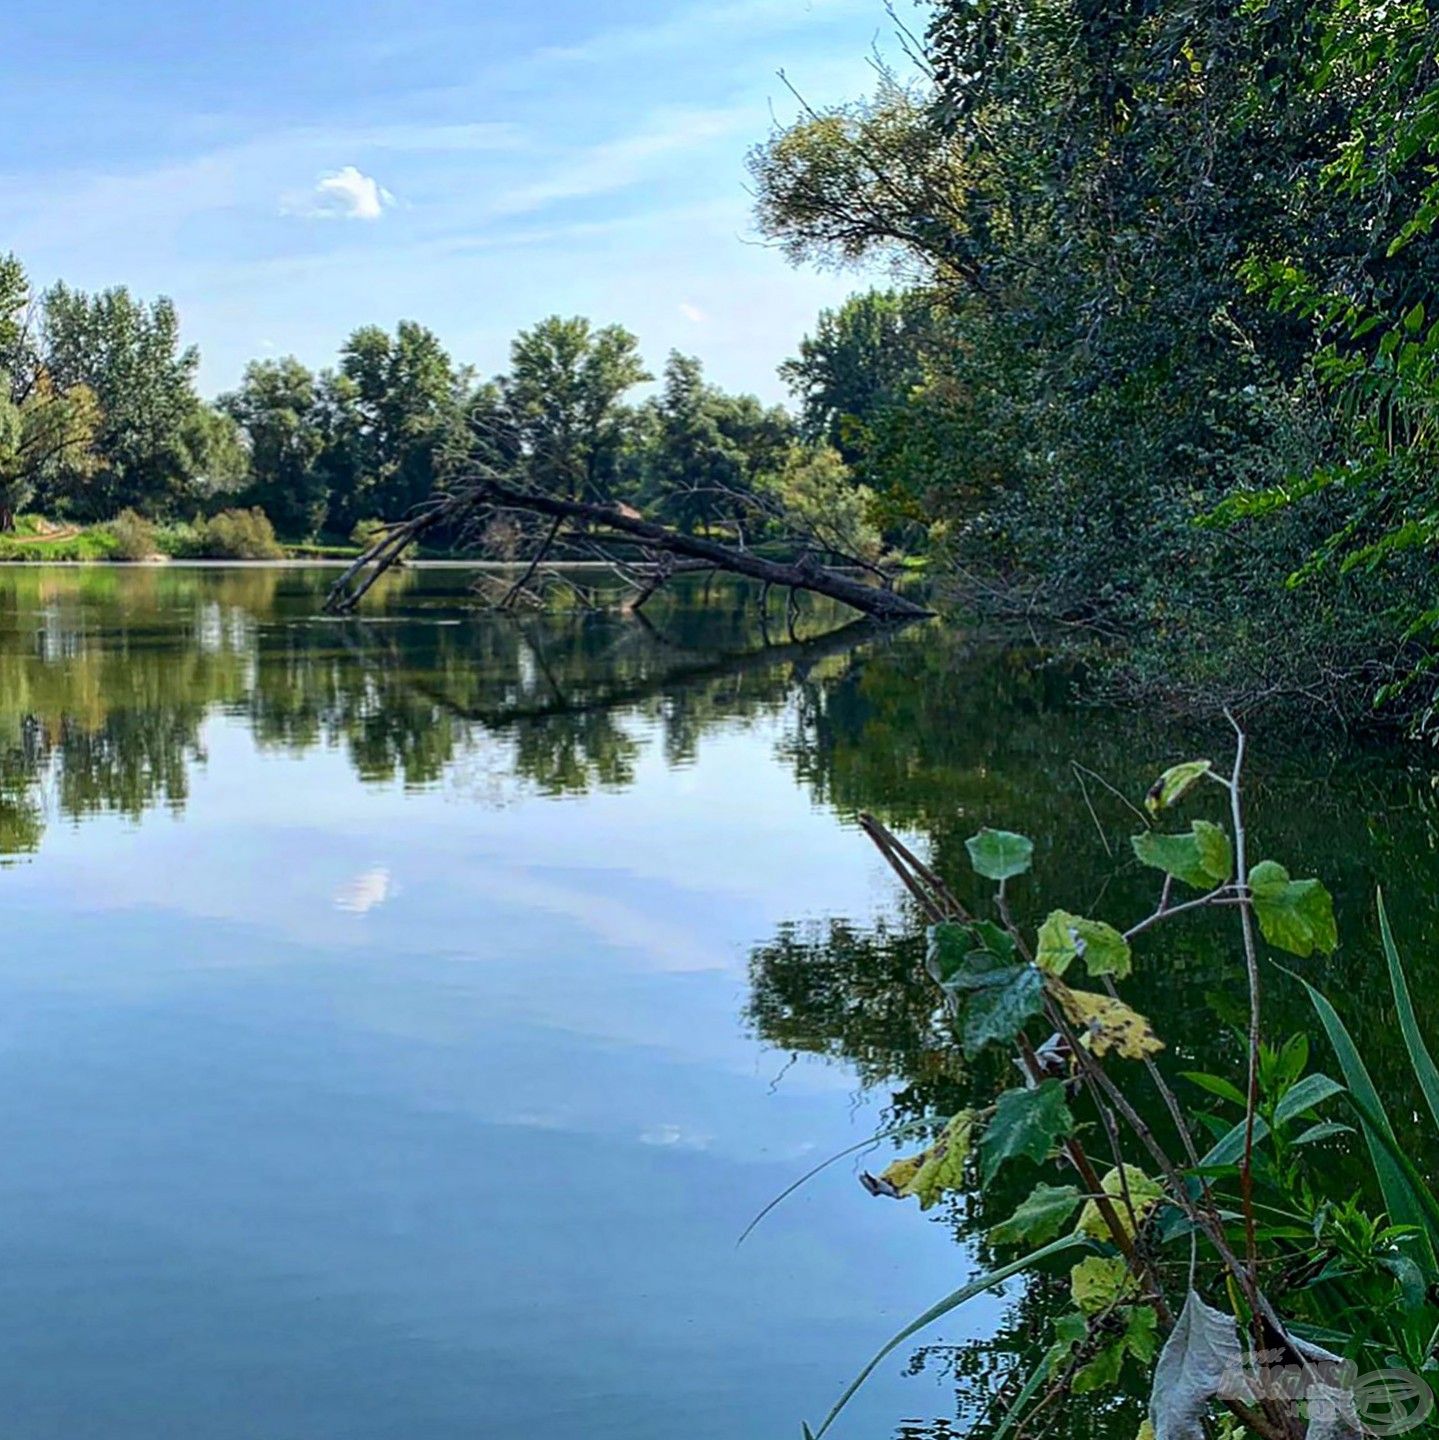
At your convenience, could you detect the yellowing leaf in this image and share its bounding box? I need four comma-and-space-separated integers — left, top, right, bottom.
1071, 1254, 1136, 1314
1076, 1165, 1165, 1240
1145, 760, 1213, 815
1052, 983, 1164, 1060
1036, 910, 1132, 979
877, 1110, 976, 1210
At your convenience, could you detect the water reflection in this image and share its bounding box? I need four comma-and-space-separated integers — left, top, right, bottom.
2, 565, 1438, 1438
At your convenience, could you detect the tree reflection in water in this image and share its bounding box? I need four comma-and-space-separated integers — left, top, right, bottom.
2, 565, 1439, 1437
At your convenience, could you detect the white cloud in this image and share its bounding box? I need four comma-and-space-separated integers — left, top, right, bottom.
333, 865, 394, 914
488, 107, 747, 218
679, 301, 708, 324
284, 165, 395, 221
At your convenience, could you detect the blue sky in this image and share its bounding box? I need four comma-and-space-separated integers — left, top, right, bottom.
2, 0, 919, 403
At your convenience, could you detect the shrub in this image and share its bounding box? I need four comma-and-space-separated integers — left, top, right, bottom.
109, 509, 158, 561
196, 507, 282, 560
350, 517, 388, 549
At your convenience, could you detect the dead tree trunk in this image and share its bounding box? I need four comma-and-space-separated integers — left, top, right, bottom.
323, 477, 934, 623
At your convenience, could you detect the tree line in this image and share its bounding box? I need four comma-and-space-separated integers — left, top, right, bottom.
749, 0, 1439, 732
0, 254, 891, 564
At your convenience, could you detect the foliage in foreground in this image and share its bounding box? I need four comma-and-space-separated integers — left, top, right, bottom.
759, 739, 1439, 1440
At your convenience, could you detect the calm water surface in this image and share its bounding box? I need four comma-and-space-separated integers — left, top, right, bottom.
0, 565, 1435, 1439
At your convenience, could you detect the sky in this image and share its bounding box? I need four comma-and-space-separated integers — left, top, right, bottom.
1, 0, 921, 404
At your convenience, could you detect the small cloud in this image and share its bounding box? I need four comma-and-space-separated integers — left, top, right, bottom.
678, 301, 707, 324
334, 866, 393, 914
284, 165, 395, 222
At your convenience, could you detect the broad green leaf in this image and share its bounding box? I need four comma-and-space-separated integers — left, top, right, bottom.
1036, 910, 1132, 979
1247, 861, 1337, 956
927, 935, 1044, 1057
1073, 1339, 1127, 1393
980, 1080, 1075, 1185
877, 1110, 976, 1210
971, 919, 1018, 961
925, 922, 979, 986
1046, 1310, 1088, 1376
989, 1183, 1082, 1247
961, 965, 1045, 1057
1075, 1165, 1164, 1241
1070, 1254, 1134, 1314
1379, 889, 1439, 1133
1052, 983, 1164, 1060
965, 828, 1034, 882
806, 1234, 1088, 1438
1131, 821, 1232, 890
1124, 1305, 1159, 1363
1145, 760, 1213, 815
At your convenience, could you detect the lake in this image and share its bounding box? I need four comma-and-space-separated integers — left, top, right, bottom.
0, 564, 1433, 1439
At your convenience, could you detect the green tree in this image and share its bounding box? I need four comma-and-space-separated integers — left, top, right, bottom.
502, 316, 650, 501
635, 352, 791, 535
222, 358, 329, 537
780, 291, 932, 461
39, 282, 219, 517
0, 257, 100, 529
324, 321, 464, 532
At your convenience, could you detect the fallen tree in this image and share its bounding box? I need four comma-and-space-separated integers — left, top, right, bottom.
321, 474, 934, 623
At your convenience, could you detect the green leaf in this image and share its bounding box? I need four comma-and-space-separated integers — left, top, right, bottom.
1073, 1340, 1127, 1393
1248, 862, 1337, 956
980, 1081, 1075, 1186
1286, 965, 1436, 1263
1046, 1311, 1088, 1376
1124, 1304, 1159, 1363
1378, 889, 1439, 1133
1145, 760, 1213, 815
1035, 911, 1132, 979
965, 828, 1034, 882
805, 1234, 1089, 1438
961, 965, 1045, 1058
925, 922, 979, 986
1273, 1072, 1344, 1125
1131, 820, 1232, 889
1181, 1071, 1247, 1108
989, 1183, 1082, 1247
1197, 1073, 1341, 1167
1291, 1121, 1353, 1146
926, 923, 1019, 988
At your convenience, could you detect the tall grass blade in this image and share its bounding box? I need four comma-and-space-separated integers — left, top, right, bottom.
988, 1353, 1051, 1440
807, 1235, 1087, 1438
1283, 964, 1436, 1256
1378, 889, 1439, 1133
737, 1118, 935, 1247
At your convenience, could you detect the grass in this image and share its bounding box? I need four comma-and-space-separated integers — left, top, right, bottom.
0, 514, 444, 564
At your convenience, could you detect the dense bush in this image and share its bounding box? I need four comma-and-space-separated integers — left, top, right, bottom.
194, 507, 282, 560
109, 508, 157, 561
